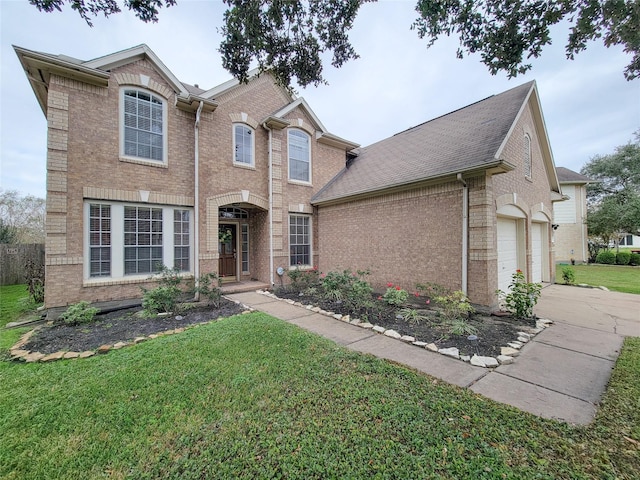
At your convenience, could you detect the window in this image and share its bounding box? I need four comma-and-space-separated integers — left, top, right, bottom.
124, 206, 163, 274
89, 204, 111, 277
122, 89, 164, 162
288, 129, 311, 183
524, 134, 532, 178
233, 124, 254, 166
289, 215, 311, 266
85, 202, 193, 281
241, 223, 249, 273
174, 210, 190, 271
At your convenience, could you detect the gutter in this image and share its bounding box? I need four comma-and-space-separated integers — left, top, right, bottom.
194, 100, 204, 300
456, 173, 468, 296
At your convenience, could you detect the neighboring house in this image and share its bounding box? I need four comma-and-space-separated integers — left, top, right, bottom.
16, 44, 563, 309
15, 44, 357, 308
619, 234, 640, 248
312, 81, 562, 306
553, 167, 592, 263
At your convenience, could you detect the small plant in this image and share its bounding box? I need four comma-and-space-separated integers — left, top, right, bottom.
595, 250, 616, 265
397, 307, 428, 325
496, 270, 542, 319
287, 266, 321, 293
447, 318, 478, 336
434, 290, 475, 322
382, 283, 409, 306
58, 301, 99, 326
193, 272, 222, 308
24, 258, 45, 304
416, 282, 450, 303
141, 265, 184, 314
321, 269, 374, 311
561, 266, 576, 285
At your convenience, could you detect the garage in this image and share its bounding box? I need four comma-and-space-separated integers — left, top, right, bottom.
497, 217, 519, 293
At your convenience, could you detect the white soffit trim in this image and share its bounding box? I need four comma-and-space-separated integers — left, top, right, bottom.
200, 67, 262, 98
84, 44, 188, 96
272, 97, 327, 133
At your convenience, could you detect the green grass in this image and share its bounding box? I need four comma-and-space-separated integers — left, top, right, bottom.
557, 264, 640, 294
1, 310, 638, 479
0, 284, 37, 329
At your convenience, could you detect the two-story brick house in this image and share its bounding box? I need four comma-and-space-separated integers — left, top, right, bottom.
15, 44, 563, 309
15, 44, 357, 308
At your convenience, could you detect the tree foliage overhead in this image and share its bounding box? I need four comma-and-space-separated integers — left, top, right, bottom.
29, 0, 640, 85
581, 132, 640, 246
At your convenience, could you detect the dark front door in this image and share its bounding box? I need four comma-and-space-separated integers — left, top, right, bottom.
218, 224, 237, 279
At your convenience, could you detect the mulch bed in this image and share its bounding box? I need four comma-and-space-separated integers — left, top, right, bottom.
274, 289, 537, 358
23, 299, 246, 355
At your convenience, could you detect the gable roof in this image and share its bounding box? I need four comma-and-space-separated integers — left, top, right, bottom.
312, 81, 558, 205
556, 167, 592, 184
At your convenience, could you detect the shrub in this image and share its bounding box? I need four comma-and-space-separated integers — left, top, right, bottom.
595, 250, 616, 264
58, 301, 99, 326
141, 265, 184, 314
321, 269, 373, 311
616, 251, 631, 265
382, 283, 409, 306
630, 253, 640, 266
287, 267, 321, 293
496, 270, 541, 319
193, 272, 222, 308
434, 290, 475, 322
415, 282, 450, 301
561, 266, 576, 285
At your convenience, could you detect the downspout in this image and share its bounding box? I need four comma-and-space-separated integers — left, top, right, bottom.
194, 100, 204, 300
581, 186, 586, 263
457, 173, 468, 296
263, 122, 275, 287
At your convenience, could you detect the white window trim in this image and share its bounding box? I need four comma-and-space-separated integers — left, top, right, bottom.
288, 129, 312, 185
83, 201, 193, 284
119, 87, 168, 167
232, 123, 256, 168
288, 214, 312, 267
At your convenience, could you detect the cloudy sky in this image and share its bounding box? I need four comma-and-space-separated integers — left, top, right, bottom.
1, 0, 638, 198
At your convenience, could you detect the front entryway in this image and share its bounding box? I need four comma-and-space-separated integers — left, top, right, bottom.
218, 224, 237, 280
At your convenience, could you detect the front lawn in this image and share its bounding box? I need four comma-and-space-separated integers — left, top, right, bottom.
558, 264, 640, 294
1, 312, 639, 479
0, 284, 38, 328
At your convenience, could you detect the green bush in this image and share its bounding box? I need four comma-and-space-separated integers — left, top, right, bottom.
561, 266, 576, 285
496, 270, 542, 319
321, 269, 373, 310
58, 301, 99, 326
382, 284, 409, 306
193, 272, 222, 308
287, 267, 321, 293
630, 253, 640, 266
616, 251, 631, 265
141, 265, 184, 314
434, 290, 475, 322
595, 250, 616, 264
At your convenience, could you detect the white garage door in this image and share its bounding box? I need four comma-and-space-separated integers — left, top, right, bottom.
531, 223, 543, 283
497, 218, 518, 293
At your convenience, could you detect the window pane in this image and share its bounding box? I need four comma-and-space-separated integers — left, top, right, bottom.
289, 215, 311, 266
123, 89, 164, 161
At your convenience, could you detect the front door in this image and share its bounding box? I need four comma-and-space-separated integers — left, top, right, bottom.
218, 224, 237, 280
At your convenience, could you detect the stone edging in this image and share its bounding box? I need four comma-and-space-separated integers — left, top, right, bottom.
258, 290, 554, 368
8, 299, 254, 364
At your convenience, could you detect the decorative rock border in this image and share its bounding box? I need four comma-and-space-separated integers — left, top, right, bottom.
8, 299, 254, 364
258, 290, 554, 368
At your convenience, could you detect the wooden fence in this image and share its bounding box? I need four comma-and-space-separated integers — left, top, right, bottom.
0, 244, 45, 286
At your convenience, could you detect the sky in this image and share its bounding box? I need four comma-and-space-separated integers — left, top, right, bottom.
1, 0, 638, 198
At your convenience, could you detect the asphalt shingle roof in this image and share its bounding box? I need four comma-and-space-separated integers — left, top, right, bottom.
312, 81, 535, 204
556, 167, 592, 183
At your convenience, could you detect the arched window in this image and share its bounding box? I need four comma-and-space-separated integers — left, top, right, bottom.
121, 89, 166, 162
233, 124, 254, 166
288, 129, 311, 183
524, 134, 532, 178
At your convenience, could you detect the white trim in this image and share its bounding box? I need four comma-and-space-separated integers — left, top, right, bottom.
232, 123, 256, 167
119, 87, 168, 166
273, 97, 327, 133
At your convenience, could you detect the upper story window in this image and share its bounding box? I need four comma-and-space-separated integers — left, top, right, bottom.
524, 134, 532, 178
233, 124, 254, 166
288, 129, 311, 183
122, 89, 165, 163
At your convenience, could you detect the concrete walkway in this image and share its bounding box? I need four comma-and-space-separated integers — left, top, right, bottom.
227, 285, 639, 425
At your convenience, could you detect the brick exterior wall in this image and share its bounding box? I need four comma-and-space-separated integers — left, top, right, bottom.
42, 59, 348, 307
